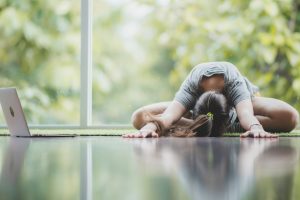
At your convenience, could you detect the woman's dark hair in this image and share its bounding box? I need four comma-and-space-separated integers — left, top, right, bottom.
146, 91, 229, 137
192, 91, 229, 137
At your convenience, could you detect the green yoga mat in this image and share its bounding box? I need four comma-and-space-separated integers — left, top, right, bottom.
0, 128, 299, 137
0, 128, 133, 136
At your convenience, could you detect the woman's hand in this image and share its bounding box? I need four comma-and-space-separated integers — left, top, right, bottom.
123, 122, 160, 138
122, 129, 159, 138
240, 125, 278, 138
240, 130, 278, 138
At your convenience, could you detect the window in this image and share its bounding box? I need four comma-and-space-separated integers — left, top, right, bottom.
92, 0, 174, 125
0, 0, 81, 126
1, 0, 298, 127
0, 0, 173, 127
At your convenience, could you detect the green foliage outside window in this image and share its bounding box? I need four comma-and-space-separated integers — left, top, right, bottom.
0, 0, 299, 124
0, 0, 80, 124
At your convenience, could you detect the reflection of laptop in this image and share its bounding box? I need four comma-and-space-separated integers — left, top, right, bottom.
0, 88, 76, 137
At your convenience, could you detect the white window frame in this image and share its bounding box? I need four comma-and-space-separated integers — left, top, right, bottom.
80, 0, 93, 128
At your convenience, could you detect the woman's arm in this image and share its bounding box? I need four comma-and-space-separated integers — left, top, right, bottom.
235, 99, 277, 138
123, 100, 187, 138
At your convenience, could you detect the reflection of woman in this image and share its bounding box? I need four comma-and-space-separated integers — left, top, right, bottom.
132, 138, 241, 200
239, 141, 298, 200
132, 138, 299, 200
124, 62, 299, 138
254, 145, 298, 177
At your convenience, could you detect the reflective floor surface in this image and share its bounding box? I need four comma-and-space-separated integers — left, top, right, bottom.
0, 136, 300, 200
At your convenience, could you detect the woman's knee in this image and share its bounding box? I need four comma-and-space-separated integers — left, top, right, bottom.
287, 108, 299, 131
131, 102, 169, 129
131, 108, 146, 129
281, 107, 299, 132
253, 97, 299, 131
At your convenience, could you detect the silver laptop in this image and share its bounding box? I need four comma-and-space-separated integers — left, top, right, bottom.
0, 88, 76, 137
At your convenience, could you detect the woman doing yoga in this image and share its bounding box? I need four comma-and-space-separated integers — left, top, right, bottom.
123, 62, 299, 138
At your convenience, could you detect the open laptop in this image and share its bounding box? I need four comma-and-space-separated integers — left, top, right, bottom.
0, 88, 76, 137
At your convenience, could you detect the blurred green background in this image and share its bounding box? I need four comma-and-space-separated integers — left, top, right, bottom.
0, 0, 299, 125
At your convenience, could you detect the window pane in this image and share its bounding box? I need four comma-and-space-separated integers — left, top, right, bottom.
93, 0, 174, 124
93, 0, 300, 125
0, 0, 80, 125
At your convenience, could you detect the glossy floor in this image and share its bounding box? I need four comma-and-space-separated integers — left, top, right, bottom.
0, 136, 300, 200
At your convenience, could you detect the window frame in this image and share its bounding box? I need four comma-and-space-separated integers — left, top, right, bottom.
80, 0, 93, 128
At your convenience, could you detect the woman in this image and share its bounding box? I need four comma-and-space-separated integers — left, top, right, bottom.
123, 62, 299, 138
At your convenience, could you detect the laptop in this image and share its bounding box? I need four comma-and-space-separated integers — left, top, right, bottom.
0, 88, 76, 137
